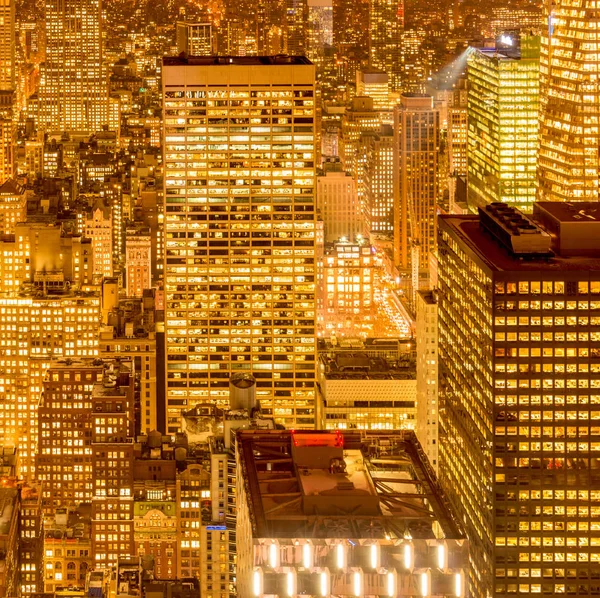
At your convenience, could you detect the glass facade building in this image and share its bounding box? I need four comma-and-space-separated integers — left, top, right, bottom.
538, 0, 600, 201
162, 56, 317, 434
438, 204, 600, 598
467, 36, 540, 212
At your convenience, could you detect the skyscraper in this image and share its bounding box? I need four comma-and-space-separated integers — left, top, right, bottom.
467, 34, 540, 212
394, 93, 440, 279
286, 0, 308, 54
162, 56, 317, 434
306, 0, 333, 70
40, 0, 108, 132
538, 0, 600, 201
369, 0, 404, 92
176, 22, 213, 56
0, 0, 15, 91
438, 202, 600, 598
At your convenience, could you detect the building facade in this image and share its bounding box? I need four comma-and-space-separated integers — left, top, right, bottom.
40, 0, 108, 132
467, 35, 540, 212
538, 0, 600, 201
438, 202, 600, 598
394, 94, 440, 277
416, 289, 438, 472
162, 55, 317, 433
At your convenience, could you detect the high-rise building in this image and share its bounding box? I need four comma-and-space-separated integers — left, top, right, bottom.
162, 56, 317, 433
91, 361, 136, 571
360, 124, 394, 235
447, 81, 468, 179
0, 0, 15, 91
438, 202, 600, 598
369, 0, 404, 92
0, 90, 14, 185
176, 22, 213, 56
339, 96, 381, 180
356, 68, 391, 110
416, 289, 438, 472
236, 429, 468, 598
84, 202, 113, 280
36, 360, 102, 514
393, 93, 440, 278
306, 0, 333, 70
40, 0, 108, 132
316, 161, 361, 243
286, 0, 308, 55
538, 0, 600, 201
467, 34, 540, 211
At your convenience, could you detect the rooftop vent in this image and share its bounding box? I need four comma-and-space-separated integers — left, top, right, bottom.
479, 203, 552, 257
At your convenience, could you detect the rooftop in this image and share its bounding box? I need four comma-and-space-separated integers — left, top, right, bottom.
320, 353, 415, 380
163, 54, 312, 67
237, 430, 463, 540
535, 201, 600, 223
440, 213, 600, 273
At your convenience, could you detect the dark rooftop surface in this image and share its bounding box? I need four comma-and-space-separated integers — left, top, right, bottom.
163, 55, 313, 67
441, 215, 600, 273
536, 201, 600, 223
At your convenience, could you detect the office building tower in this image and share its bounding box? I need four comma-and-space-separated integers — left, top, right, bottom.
393, 94, 440, 278
369, 0, 404, 92
538, 0, 600, 201
99, 292, 159, 433
256, 0, 287, 55
0, 90, 14, 185
176, 22, 213, 56
0, 0, 15, 91
360, 124, 394, 235
162, 56, 317, 433
438, 202, 600, 598
416, 290, 438, 472
40, 0, 108, 132
236, 429, 467, 598
447, 81, 468, 179
316, 160, 361, 244
286, 0, 308, 55
467, 34, 540, 211
339, 96, 381, 180
356, 68, 391, 110
306, 0, 333, 70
